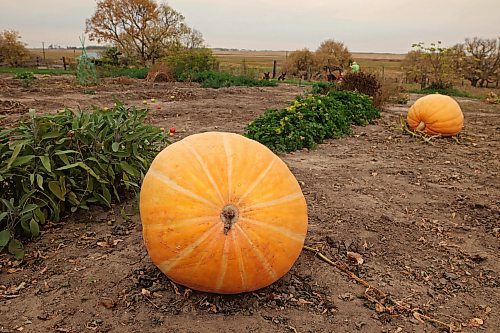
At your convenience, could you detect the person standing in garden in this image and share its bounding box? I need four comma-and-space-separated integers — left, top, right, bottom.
350, 61, 360, 73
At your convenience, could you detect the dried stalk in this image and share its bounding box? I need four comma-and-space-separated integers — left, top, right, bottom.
303, 246, 459, 333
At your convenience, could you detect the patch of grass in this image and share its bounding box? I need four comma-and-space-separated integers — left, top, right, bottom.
409, 87, 482, 99
97, 67, 149, 79
280, 79, 315, 86
0, 67, 75, 75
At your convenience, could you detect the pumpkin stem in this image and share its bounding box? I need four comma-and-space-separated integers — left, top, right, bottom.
221, 204, 239, 235
416, 121, 426, 132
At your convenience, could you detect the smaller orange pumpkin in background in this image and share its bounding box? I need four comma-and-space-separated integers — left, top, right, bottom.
407, 94, 464, 136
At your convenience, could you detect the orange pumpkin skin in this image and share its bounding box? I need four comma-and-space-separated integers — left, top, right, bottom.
407, 94, 464, 136
140, 132, 308, 294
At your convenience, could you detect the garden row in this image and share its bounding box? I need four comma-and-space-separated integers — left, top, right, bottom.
1, 73, 381, 257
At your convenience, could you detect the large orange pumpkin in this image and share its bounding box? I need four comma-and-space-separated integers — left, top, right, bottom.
140, 132, 308, 294
407, 94, 464, 136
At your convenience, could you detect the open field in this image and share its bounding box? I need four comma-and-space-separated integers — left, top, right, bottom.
0, 75, 498, 332
22, 48, 403, 74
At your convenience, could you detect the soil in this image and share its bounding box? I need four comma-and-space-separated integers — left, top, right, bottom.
0, 74, 499, 333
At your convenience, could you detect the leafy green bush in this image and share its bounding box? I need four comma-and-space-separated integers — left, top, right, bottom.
427, 82, 453, 90
311, 81, 337, 94
194, 71, 277, 89
163, 48, 218, 81
97, 67, 149, 79
77, 53, 98, 86
409, 87, 481, 99
13, 71, 35, 88
326, 91, 380, 125
0, 104, 167, 258
246, 92, 379, 152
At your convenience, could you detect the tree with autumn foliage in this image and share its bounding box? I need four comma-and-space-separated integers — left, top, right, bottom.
0, 30, 31, 66
283, 40, 352, 79
314, 39, 352, 71
85, 0, 205, 65
461, 37, 499, 87
282, 48, 315, 78
402, 41, 457, 89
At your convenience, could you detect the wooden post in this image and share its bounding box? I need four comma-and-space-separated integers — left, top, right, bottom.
272, 60, 277, 79
62, 57, 67, 70
42, 42, 46, 65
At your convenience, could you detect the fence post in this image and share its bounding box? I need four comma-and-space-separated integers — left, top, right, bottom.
62, 57, 67, 70
272, 60, 277, 79
42, 42, 46, 65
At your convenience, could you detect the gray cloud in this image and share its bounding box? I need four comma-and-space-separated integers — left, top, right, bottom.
1, 0, 499, 52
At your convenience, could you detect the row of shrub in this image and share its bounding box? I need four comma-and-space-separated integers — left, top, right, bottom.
192, 71, 276, 88
0, 105, 167, 258
245, 90, 380, 152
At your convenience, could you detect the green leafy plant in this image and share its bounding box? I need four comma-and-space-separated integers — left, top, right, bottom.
162, 48, 218, 82
13, 71, 35, 88
194, 71, 277, 88
0, 104, 167, 258
246, 91, 379, 152
97, 67, 149, 79
311, 81, 337, 95
76, 37, 98, 86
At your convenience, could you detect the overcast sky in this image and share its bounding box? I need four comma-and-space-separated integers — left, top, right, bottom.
1, 0, 499, 53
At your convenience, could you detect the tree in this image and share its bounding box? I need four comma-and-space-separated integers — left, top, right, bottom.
461, 37, 499, 87
0, 30, 30, 66
314, 39, 352, 71
85, 0, 205, 65
283, 49, 314, 78
402, 41, 456, 88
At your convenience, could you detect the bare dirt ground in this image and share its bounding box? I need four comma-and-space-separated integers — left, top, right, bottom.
0, 74, 499, 333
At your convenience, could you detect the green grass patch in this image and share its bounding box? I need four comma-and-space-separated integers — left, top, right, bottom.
246, 91, 380, 152
0, 67, 75, 75
409, 87, 482, 99
97, 67, 149, 79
